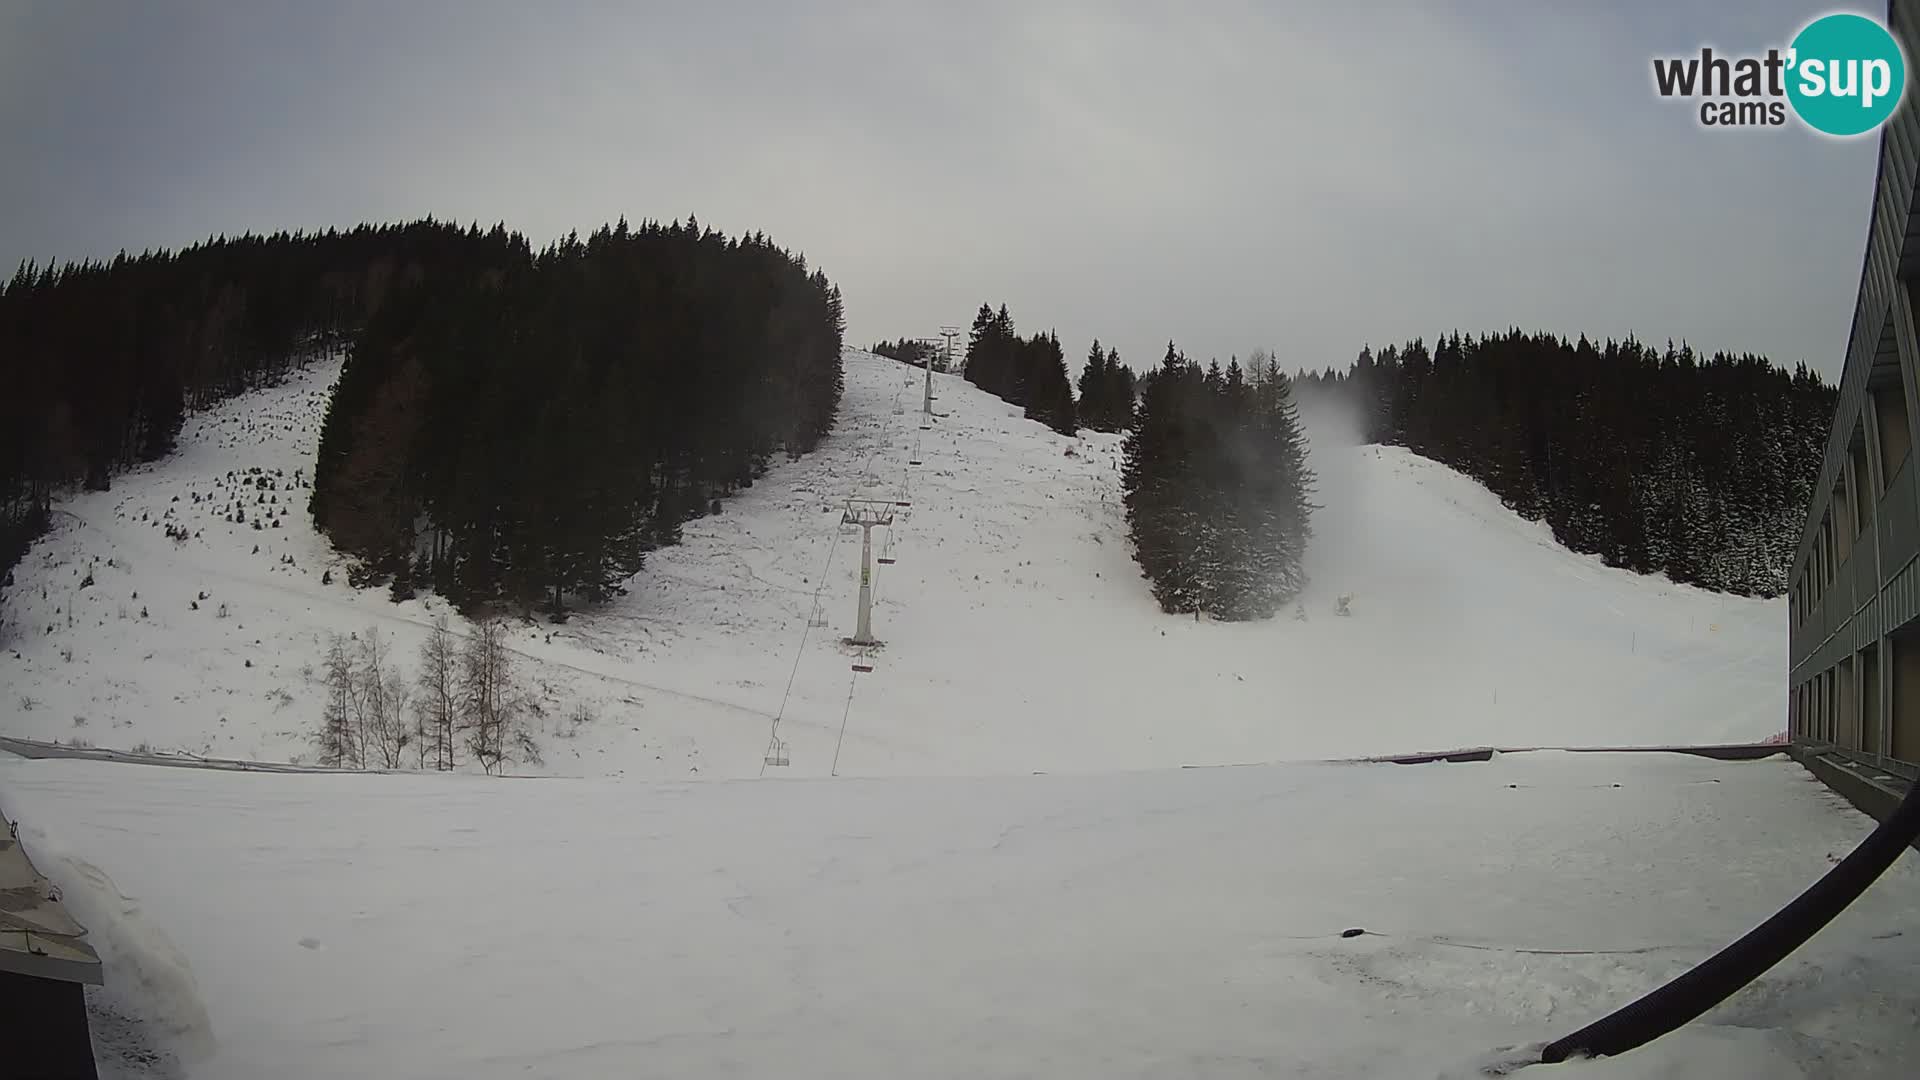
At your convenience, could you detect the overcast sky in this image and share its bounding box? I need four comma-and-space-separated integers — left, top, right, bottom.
0, 1, 1883, 378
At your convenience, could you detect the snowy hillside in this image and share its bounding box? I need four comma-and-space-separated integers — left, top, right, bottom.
3, 348, 1902, 1080
0, 350, 1783, 777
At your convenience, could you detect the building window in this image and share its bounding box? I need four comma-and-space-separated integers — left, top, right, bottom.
1851, 434, 1874, 538
1875, 378, 1911, 483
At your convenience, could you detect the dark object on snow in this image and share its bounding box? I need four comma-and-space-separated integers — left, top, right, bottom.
1340, 928, 1365, 939
1539, 777, 1920, 1065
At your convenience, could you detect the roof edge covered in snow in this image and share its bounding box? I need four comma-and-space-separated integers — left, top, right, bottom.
0, 811, 102, 985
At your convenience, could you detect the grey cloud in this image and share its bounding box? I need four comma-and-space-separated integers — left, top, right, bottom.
0, 0, 1876, 377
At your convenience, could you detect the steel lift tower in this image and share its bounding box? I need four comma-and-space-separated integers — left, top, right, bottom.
842, 499, 895, 648
935, 326, 961, 420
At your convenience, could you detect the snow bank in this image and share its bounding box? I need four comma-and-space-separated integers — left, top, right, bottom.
10, 818, 215, 1074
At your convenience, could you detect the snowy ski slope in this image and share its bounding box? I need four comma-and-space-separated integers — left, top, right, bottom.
0, 349, 1783, 778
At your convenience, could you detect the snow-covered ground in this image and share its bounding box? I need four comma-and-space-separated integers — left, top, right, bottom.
0, 347, 1910, 1078
4, 750, 1915, 1079
0, 350, 1782, 779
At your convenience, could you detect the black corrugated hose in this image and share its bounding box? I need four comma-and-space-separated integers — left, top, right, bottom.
1537, 772, 1920, 1065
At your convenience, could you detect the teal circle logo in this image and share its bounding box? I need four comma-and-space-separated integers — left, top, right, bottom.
1787, 13, 1906, 136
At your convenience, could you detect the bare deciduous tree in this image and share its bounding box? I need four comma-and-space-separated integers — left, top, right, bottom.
316, 633, 361, 767
461, 618, 531, 774
416, 614, 460, 771
412, 694, 431, 770
360, 627, 412, 768
1245, 348, 1274, 388
384, 665, 414, 768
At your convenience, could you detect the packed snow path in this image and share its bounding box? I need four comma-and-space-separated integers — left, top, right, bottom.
5, 750, 1916, 1079
0, 351, 1782, 778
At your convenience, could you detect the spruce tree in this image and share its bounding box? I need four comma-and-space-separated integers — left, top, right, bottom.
1253, 359, 1315, 610
1078, 339, 1108, 430
1023, 330, 1077, 435
1122, 346, 1315, 619
1303, 328, 1830, 596
1110, 348, 1136, 428
1124, 344, 1201, 612
964, 304, 996, 388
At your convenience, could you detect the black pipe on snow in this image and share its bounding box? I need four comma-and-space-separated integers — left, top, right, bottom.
1539, 774, 1920, 1065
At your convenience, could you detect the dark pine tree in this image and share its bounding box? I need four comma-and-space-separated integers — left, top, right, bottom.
4, 220, 537, 592
1110, 347, 1137, 428
1124, 344, 1203, 613
1319, 329, 1833, 596
962, 304, 1079, 435
309, 218, 844, 615
1121, 343, 1315, 619
1078, 339, 1109, 430
1022, 330, 1077, 435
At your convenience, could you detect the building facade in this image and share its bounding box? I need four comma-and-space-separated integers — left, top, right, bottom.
1788, 0, 1920, 775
